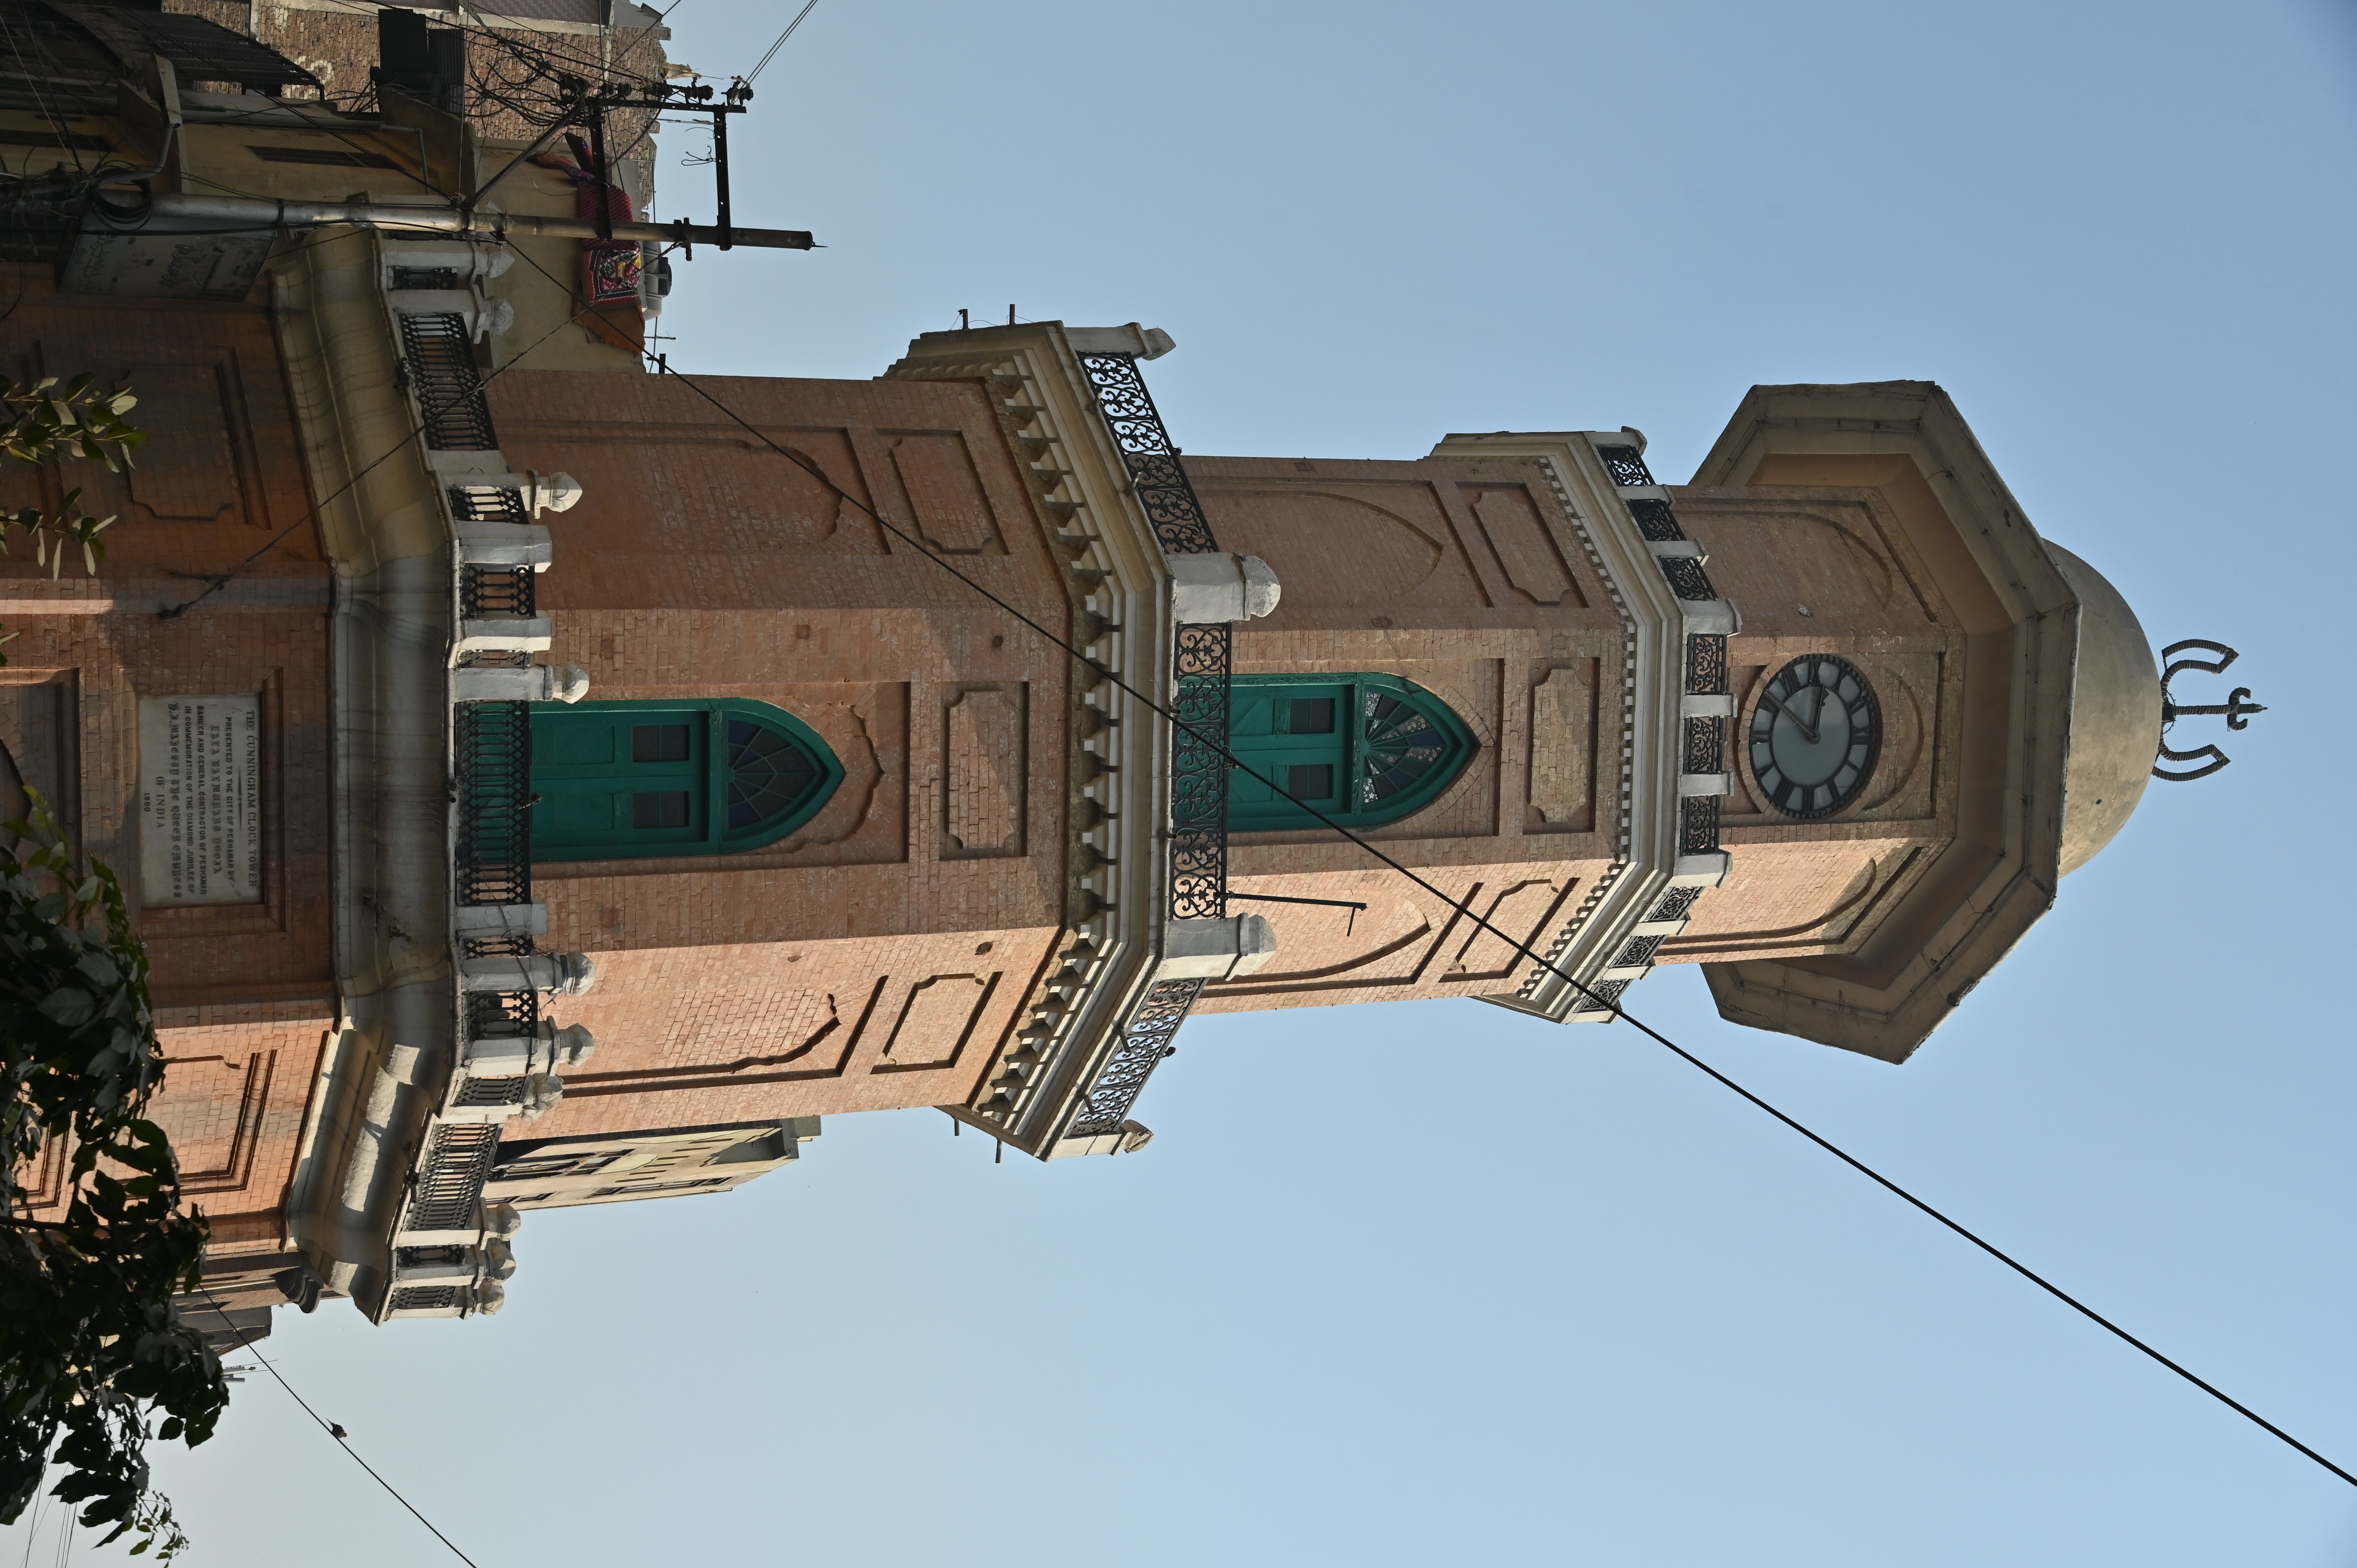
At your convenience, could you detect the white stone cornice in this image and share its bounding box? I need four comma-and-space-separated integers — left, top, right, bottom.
884, 324, 1183, 1153
1431, 431, 1700, 1021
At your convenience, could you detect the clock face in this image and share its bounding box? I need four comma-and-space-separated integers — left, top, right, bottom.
1747, 655, 1881, 819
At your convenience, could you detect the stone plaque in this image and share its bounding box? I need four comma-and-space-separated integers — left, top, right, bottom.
139, 695, 261, 906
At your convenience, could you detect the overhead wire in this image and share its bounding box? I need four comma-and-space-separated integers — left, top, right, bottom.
745, 0, 819, 87
194, 1288, 484, 1568
158, 246, 601, 620
583, 318, 2357, 1493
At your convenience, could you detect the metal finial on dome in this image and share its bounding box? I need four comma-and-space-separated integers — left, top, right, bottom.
2154, 640, 2265, 782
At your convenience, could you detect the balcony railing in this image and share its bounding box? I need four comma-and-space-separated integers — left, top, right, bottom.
453, 699, 532, 908
1065, 350, 1235, 1138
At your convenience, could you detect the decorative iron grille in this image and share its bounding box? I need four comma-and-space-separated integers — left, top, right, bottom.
1682, 716, 1724, 775
455, 1076, 528, 1107
389, 266, 459, 290
1679, 794, 1721, 855
1686, 635, 1728, 696
447, 484, 530, 526
460, 932, 535, 961
1625, 498, 1684, 541
1646, 885, 1704, 924
1610, 934, 1664, 969
1065, 977, 1201, 1139
1169, 624, 1230, 921
460, 565, 536, 620
1660, 556, 1719, 602
395, 1245, 467, 1268
399, 1122, 502, 1233
465, 987, 539, 1041
1595, 445, 1656, 487
1075, 353, 1219, 554
1061, 351, 1236, 1135
396, 313, 498, 451
387, 1285, 461, 1312
454, 700, 532, 908
1571, 978, 1631, 1014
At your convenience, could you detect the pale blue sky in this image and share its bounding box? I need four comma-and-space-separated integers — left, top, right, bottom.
14, 0, 2357, 1562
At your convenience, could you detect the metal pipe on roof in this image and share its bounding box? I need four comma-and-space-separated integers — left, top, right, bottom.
82, 191, 815, 250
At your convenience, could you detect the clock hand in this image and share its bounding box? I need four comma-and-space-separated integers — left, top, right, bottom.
1760, 690, 1820, 745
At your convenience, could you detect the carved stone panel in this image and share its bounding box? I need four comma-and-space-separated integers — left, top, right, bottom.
1468, 485, 1584, 607
1193, 482, 1490, 608
124, 359, 247, 524
1527, 663, 1596, 832
1444, 879, 1573, 981
146, 1050, 273, 1195
873, 972, 998, 1073
943, 685, 1025, 858
889, 431, 1004, 554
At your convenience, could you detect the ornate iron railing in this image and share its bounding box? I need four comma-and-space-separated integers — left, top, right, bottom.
1076, 353, 1220, 555
1169, 624, 1230, 921
1647, 885, 1703, 924
1682, 715, 1724, 775
1626, 498, 1684, 541
460, 564, 536, 619
1076, 350, 1232, 925
1611, 934, 1664, 969
1659, 555, 1719, 603
396, 311, 498, 451
1594, 444, 1656, 488
1686, 634, 1729, 696
398, 1121, 502, 1233
1065, 976, 1200, 1139
387, 1285, 461, 1313
454, 699, 532, 907
1059, 349, 1236, 1142
447, 483, 530, 526
1679, 794, 1722, 855
465, 985, 540, 1040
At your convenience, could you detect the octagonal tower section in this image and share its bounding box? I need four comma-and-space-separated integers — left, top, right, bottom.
1659, 382, 2160, 1061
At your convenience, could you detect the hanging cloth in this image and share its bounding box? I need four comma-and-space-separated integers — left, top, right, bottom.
530, 134, 643, 307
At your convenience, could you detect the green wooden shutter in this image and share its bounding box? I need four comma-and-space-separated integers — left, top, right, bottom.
1228, 675, 1476, 831
529, 700, 845, 862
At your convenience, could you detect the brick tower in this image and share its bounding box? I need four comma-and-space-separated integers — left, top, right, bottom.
0, 12, 2163, 1336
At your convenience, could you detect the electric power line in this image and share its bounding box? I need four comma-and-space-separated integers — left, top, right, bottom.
744, 0, 819, 87
194, 1289, 484, 1568
158, 253, 601, 620
614, 339, 2357, 1494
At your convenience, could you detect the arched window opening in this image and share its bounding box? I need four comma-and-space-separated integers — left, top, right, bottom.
1228, 674, 1477, 832
529, 699, 844, 862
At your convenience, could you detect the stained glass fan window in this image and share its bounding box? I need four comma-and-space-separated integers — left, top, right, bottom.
1228, 674, 1476, 831
727, 719, 823, 831
1360, 691, 1449, 807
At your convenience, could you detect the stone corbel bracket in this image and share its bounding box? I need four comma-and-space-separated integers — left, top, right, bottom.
882, 323, 1182, 1155
1431, 429, 1738, 1023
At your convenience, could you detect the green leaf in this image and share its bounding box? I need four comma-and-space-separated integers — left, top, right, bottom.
35, 985, 95, 1027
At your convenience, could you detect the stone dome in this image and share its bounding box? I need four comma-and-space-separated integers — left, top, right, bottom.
2046, 543, 2162, 876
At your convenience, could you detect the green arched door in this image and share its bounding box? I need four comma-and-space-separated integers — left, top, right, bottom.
1228, 675, 1477, 831
528, 699, 844, 861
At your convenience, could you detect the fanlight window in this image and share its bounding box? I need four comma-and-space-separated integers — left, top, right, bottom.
1228, 674, 1477, 831
528, 699, 844, 861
